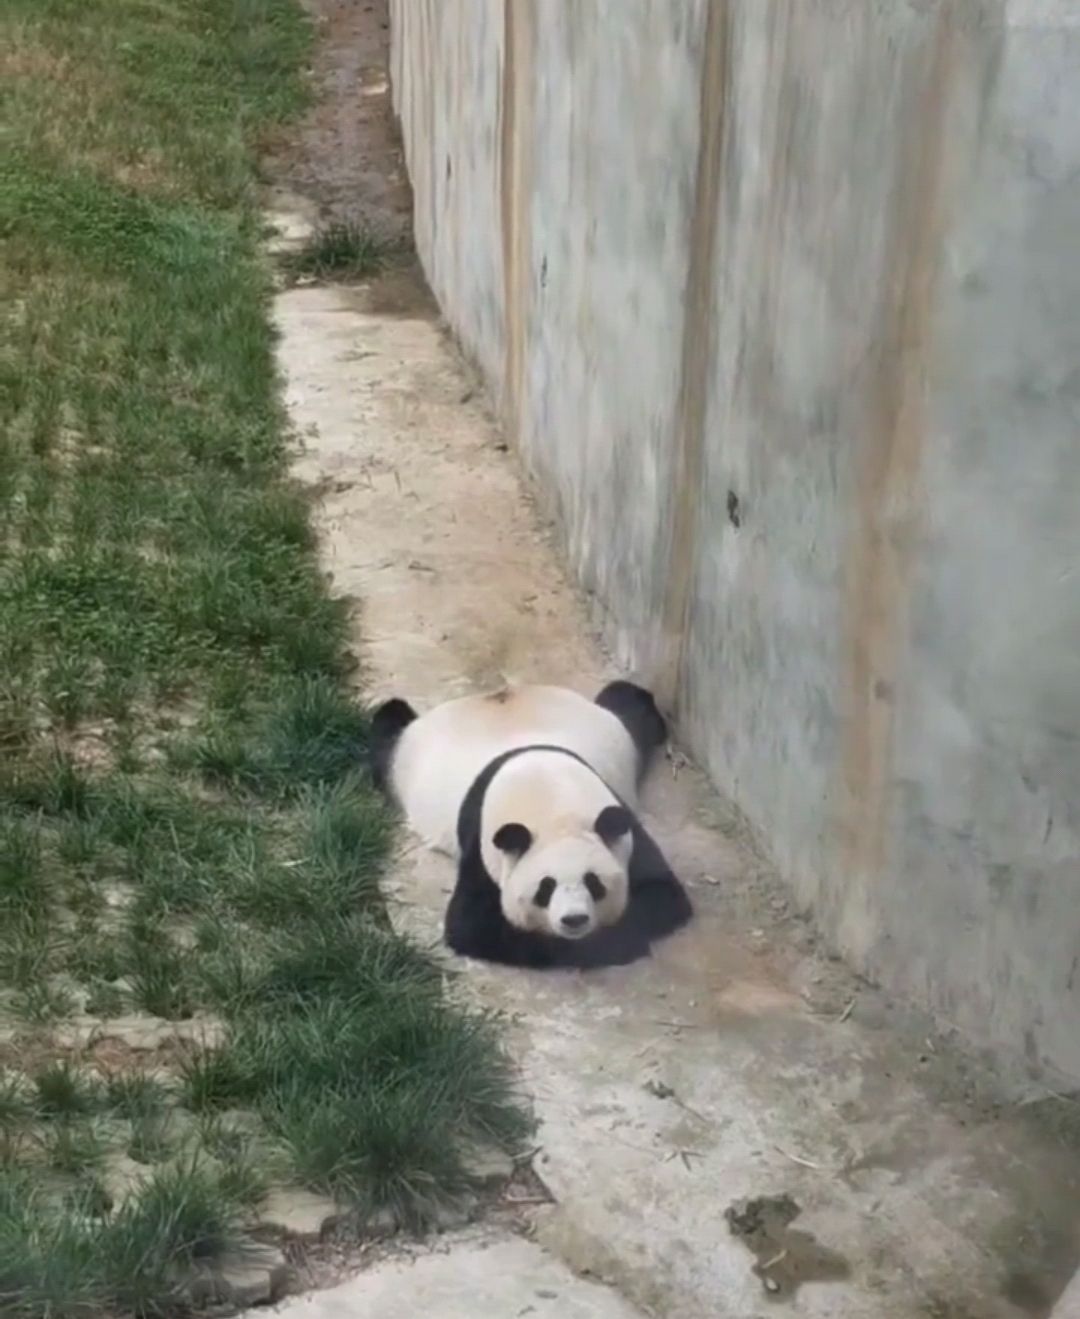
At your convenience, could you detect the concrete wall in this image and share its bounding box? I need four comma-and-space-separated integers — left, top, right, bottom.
389, 0, 1080, 1083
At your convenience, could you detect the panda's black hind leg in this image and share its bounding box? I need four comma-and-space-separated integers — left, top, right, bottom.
594, 680, 668, 777
368, 697, 417, 795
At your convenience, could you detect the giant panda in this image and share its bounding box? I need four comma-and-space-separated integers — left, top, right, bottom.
369, 681, 692, 969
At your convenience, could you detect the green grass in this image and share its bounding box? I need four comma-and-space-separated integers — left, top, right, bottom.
33, 1062, 103, 1119
43, 1119, 108, 1177
0, 1162, 246, 1318
282, 220, 398, 282
0, 0, 529, 1312
106, 1074, 168, 1122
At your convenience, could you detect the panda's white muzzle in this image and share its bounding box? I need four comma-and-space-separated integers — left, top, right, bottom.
548, 887, 597, 939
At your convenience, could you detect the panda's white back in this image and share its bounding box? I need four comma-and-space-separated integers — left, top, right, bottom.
389, 684, 640, 856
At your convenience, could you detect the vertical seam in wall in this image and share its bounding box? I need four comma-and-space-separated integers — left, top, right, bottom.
656, 0, 731, 712
426, 1, 437, 266
748, 0, 795, 414
838, 7, 957, 911
499, 0, 533, 447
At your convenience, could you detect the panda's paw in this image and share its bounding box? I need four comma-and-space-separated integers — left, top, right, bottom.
445, 912, 559, 970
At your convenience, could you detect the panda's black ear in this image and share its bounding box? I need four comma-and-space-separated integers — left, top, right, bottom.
493, 822, 533, 856
595, 805, 634, 846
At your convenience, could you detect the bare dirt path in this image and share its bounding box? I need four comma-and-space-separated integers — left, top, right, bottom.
268, 4, 1080, 1316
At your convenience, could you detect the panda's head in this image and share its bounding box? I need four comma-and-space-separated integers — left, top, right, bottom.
490, 803, 634, 941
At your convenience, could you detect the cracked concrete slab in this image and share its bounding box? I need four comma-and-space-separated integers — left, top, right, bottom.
275, 274, 1080, 1318
273, 1234, 648, 1319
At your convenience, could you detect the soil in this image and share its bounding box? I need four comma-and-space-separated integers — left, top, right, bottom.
263, 0, 412, 243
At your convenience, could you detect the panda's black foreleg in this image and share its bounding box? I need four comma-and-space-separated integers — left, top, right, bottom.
626, 822, 693, 942
444, 845, 556, 969
568, 826, 691, 969
630, 876, 694, 942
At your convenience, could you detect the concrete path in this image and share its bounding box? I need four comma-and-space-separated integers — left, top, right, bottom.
274, 263, 1080, 1318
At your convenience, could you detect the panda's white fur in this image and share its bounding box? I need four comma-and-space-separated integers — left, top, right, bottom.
388, 685, 640, 857
479, 748, 633, 940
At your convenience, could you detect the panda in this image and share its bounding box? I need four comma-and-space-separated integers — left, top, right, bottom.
369, 681, 692, 969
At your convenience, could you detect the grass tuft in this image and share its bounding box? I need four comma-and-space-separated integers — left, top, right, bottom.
126, 1111, 173, 1166
105, 1073, 167, 1121
0, 817, 47, 922
177, 673, 373, 800
283, 220, 398, 282
16, 980, 77, 1025
180, 1048, 255, 1116
0, 1162, 247, 1317
43, 1120, 107, 1177
33, 1063, 102, 1119
126, 927, 197, 1021
110, 1159, 242, 1267
0, 1073, 35, 1135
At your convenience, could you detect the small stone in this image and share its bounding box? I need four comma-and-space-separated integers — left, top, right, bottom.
461, 1140, 515, 1188
186, 1242, 288, 1308
259, 1187, 340, 1239
432, 1192, 480, 1233
52, 1013, 225, 1052
102, 1153, 148, 1208
103, 883, 133, 911
365, 1206, 400, 1237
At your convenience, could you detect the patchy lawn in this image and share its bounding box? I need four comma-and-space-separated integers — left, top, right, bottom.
0, 1, 528, 1313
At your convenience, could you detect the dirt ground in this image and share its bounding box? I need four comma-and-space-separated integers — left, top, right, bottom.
266, 3, 1080, 1316
264, 0, 412, 241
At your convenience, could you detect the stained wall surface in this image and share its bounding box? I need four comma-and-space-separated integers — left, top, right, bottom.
389, 0, 1080, 1082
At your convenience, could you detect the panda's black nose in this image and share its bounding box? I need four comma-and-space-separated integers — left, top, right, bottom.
561, 913, 589, 931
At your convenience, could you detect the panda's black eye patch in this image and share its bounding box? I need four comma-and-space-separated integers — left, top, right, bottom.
533, 877, 556, 909
584, 872, 607, 901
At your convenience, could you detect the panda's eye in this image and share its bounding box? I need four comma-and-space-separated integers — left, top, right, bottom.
584, 872, 607, 901
533, 877, 556, 909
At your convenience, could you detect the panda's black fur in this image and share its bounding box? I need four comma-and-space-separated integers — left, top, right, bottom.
369, 681, 692, 970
